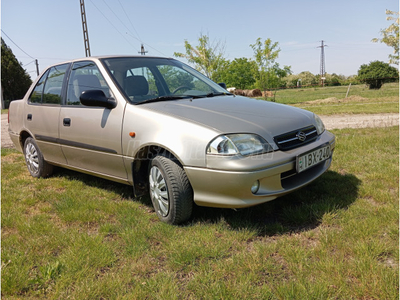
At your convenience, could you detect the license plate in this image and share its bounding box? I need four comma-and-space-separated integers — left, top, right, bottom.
296, 145, 331, 173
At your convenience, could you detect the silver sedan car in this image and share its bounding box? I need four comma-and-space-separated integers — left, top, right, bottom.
8, 56, 335, 224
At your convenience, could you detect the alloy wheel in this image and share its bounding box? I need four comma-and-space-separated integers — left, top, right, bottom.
149, 166, 169, 217
25, 142, 39, 175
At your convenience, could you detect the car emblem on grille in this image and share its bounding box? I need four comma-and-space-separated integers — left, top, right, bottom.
297, 131, 307, 142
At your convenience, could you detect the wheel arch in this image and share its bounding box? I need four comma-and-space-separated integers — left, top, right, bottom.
131, 144, 187, 198
19, 130, 33, 149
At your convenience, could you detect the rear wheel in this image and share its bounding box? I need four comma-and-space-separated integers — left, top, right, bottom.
149, 155, 193, 224
23, 137, 53, 178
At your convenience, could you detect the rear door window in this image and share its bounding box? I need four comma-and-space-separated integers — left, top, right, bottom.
29, 70, 49, 104
42, 64, 69, 104
29, 63, 69, 105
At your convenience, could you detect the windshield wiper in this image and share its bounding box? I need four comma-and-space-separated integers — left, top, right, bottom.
205, 92, 233, 98
135, 95, 192, 105
135, 92, 233, 105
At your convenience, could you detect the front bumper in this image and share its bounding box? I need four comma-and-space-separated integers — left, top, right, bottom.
184, 130, 335, 208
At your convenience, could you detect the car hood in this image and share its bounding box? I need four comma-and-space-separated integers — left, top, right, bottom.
142, 95, 315, 144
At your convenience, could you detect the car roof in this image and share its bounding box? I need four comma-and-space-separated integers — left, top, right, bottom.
33, 55, 179, 82
49, 55, 174, 67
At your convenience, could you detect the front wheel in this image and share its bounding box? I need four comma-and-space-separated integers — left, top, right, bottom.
23, 137, 53, 178
149, 155, 193, 224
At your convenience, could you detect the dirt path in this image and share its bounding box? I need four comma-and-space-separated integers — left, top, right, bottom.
1, 113, 399, 149
320, 113, 399, 130
1, 114, 14, 149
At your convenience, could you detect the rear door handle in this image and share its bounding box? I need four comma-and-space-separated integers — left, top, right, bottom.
63, 118, 71, 127
27, 114, 32, 121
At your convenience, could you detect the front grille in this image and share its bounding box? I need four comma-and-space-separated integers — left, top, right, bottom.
274, 125, 318, 151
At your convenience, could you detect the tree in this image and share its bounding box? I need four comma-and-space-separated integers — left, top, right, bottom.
216, 58, 257, 89
250, 38, 280, 90
324, 73, 346, 86
372, 10, 399, 65
174, 33, 226, 82
357, 60, 399, 89
266, 63, 292, 89
1, 38, 32, 106
282, 71, 318, 88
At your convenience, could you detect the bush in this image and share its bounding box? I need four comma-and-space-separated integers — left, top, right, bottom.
357, 61, 399, 89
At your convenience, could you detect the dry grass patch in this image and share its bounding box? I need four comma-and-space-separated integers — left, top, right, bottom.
301, 95, 369, 105
298, 95, 397, 106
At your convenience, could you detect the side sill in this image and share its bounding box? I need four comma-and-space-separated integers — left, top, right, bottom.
47, 161, 132, 186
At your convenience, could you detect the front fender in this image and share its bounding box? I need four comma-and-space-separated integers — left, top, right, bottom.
122, 104, 219, 168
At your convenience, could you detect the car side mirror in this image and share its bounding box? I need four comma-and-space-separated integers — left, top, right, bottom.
80, 90, 117, 109
218, 82, 227, 90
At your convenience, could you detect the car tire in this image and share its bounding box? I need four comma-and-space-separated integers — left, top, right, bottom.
23, 137, 54, 178
149, 155, 193, 225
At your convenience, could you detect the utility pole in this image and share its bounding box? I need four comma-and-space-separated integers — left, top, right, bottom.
138, 44, 148, 55
1, 87, 4, 110
80, 0, 91, 57
318, 40, 327, 87
35, 59, 39, 76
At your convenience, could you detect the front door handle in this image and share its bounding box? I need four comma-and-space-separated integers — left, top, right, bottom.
27, 114, 32, 121
63, 118, 71, 127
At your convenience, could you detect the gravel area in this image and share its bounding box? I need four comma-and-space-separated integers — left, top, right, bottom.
320, 113, 399, 130
1, 113, 399, 149
1, 114, 14, 149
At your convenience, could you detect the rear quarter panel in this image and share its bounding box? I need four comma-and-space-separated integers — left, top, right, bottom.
8, 99, 26, 152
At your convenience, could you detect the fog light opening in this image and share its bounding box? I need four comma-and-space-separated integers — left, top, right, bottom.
251, 180, 260, 194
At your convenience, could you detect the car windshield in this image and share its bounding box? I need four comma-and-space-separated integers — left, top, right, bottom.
101, 57, 230, 104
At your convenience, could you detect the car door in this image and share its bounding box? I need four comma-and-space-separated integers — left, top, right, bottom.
59, 61, 127, 181
25, 64, 69, 165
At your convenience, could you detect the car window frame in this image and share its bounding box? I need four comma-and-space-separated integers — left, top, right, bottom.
28, 69, 50, 105
28, 63, 71, 106
100, 57, 227, 105
65, 60, 112, 107
42, 63, 70, 106
100, 57, 169, 104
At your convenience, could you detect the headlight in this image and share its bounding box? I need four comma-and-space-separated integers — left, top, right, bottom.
314, 114, 325, 135
207, 134, 273, 156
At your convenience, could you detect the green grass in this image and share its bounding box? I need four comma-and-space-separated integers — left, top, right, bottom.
2, 126, 398, 299
293, 96, 399, 115
270, 82, 399, 105
257, 82, 399, 115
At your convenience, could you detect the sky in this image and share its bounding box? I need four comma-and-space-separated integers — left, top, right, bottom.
1, 0, 398, 80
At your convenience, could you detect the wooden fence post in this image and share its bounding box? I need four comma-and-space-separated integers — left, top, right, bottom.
345, 83, 352, 98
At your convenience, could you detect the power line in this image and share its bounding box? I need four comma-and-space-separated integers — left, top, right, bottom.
123, 31, 167, 56
137, 41, 168, 57
24, 60, 36, 67
1, 30, 40, 76
117, 0, 142, 42
102, 0, 141, 43
88, 1, 165, 57
1, 29, 35, 59
88, 0, 139, 52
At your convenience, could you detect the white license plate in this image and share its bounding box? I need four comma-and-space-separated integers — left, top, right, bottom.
296, 145, 331, 173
